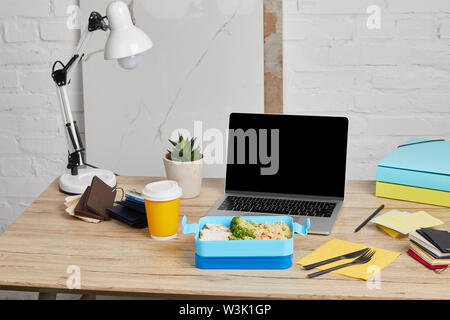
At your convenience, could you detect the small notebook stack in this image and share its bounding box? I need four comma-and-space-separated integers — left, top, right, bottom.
106, 190, 148, 228
408, 228, 450, 270
376, 138, 450, 207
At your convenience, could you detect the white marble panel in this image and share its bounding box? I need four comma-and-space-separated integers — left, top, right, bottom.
81, 0, 263, 177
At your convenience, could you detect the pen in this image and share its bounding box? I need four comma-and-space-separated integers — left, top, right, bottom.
354, 204, 385, 233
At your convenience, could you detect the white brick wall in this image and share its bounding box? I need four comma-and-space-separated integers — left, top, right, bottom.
284, 0, 450, 180
1, 0, 450, 234
0, 0, 81, 235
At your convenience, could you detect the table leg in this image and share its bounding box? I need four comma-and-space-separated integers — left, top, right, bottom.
38, 292, 57, 300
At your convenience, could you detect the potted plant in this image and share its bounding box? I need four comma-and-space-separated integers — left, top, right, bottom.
163, 133, 203, 199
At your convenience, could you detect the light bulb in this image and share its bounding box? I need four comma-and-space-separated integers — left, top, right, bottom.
118, 54, 141, 69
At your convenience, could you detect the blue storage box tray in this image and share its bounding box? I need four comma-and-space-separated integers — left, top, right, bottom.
376, 138, 450, 192
182, 215, 310, 269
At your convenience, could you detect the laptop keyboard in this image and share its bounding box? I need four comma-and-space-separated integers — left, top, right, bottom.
218, 196, 336, 217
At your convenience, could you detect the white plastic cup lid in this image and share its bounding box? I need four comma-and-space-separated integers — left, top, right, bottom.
142, 180, 182, 202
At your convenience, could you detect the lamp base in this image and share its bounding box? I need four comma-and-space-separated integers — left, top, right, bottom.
59, 168, 116, 195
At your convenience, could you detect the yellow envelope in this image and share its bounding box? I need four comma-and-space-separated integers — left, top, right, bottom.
64, 194, 82, 208
296, 238, 401, 280
372, 210, 443, 235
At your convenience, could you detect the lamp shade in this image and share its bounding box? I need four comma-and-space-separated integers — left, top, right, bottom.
104, 1, 153, 60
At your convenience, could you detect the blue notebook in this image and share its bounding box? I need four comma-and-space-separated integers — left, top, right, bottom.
377, 138, 450, 192
115, 200, 146, 214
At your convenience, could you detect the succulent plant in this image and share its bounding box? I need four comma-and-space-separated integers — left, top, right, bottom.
168, 133, 202, 162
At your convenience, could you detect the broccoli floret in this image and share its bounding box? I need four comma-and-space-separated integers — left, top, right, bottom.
229, 217, 256, 240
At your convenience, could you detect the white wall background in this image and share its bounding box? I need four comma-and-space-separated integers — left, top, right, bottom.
1, 0, 450, 298
0, 0, 82, 237
284, 0, 450, 180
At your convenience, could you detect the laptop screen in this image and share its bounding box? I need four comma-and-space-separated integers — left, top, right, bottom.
225, 113, 348, 198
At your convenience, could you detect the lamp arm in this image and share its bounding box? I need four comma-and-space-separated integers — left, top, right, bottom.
51, 12, 109, 176
53, 11, 109, 86
66, 27, 92, 81
65, 11, 110, 80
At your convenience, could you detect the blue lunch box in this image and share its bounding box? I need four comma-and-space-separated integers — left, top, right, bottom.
182, 215, 310, 269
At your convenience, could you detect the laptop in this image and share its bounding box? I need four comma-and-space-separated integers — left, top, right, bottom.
206, 113, 349, 235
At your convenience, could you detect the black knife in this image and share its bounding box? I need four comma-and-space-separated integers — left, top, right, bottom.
301, 248, 370, 270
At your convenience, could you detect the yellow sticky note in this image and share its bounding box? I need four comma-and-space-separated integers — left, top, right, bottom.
372, 210, 443, 234
376, 225, 406, 238
296, 238, 401, 280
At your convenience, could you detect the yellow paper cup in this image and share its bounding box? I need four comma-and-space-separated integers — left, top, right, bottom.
142, 180, 183, 240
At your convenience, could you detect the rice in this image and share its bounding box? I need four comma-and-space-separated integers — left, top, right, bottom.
198, 220, 292, 241
253, 221, 291, 240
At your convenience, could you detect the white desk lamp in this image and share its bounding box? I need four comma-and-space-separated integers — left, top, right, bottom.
52, 0, 153, 194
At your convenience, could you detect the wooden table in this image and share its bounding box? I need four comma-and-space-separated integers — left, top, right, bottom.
0, 177, 448, 299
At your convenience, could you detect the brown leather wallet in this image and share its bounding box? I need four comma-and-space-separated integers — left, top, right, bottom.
74, 186, 105, 221
74, 176, 117, 221
85, 176, 116, 220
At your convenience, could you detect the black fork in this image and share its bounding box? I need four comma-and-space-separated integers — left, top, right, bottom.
307, 249, 376, 278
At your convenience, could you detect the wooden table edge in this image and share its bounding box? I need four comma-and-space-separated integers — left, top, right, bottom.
0, 283, 446, 300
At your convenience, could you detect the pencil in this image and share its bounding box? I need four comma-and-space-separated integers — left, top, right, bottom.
354, 204, 385, 233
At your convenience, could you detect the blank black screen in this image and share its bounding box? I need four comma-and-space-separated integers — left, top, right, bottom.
225, 113, 348, 198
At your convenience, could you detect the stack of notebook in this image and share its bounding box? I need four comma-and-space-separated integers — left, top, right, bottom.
408, 228, 450, 270
106, 190, 148, 228
376, 138, 450, 207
